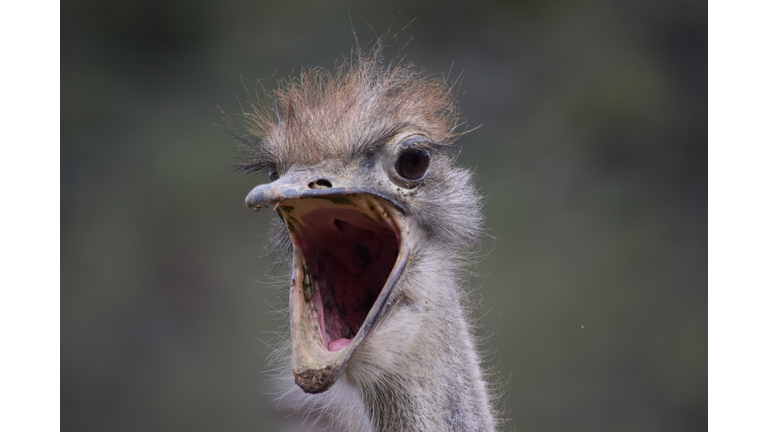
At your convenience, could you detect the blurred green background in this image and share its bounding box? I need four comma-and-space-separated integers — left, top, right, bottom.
61, 0, 706, 430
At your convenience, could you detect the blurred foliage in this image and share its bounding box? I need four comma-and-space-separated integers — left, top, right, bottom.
62, 0, 706, 431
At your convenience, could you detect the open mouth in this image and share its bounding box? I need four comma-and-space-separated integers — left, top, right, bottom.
277, 194, 409, 393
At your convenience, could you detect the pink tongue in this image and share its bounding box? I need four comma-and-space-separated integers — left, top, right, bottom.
328, 338, 353, 352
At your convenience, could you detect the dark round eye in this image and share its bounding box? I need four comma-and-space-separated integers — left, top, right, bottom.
268, 167, 280, 182
395, 149, 430, 181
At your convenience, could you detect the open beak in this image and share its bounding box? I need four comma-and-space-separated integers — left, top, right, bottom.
245, 169, 410, 393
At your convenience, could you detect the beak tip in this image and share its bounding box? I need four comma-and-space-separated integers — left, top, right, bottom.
245, 184, 271, 208
294, 366, 340, 394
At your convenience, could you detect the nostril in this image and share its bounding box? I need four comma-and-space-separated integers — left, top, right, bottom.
309, 179, 333, 189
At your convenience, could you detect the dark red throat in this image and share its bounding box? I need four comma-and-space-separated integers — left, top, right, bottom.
290, 207, 399, 351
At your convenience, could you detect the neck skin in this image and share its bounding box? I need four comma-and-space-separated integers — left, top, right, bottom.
351, 272, 495, 432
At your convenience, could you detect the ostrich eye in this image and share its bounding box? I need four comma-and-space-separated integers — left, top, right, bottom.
268, 167, 280, 182
395, 149, 430, 181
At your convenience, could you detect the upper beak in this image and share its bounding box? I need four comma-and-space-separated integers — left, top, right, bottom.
245, 167, 405, 215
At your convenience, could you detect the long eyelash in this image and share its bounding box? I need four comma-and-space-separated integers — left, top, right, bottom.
235, 159, 275, 176
399, 139, 454, 158
229, 131, 278, 176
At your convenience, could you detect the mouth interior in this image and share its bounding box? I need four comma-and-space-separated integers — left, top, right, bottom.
288, 205, 399, 352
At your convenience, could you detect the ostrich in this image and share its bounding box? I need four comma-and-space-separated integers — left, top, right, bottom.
236, 41, 496, 431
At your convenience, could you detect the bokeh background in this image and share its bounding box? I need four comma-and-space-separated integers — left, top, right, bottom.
61, 0, 707, 431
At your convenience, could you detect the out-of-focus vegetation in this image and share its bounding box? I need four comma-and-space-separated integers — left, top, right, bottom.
62, 1, 706, 430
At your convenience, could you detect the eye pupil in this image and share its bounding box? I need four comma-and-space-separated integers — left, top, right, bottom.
395, 150, 430, 181
269, 168, 280, 182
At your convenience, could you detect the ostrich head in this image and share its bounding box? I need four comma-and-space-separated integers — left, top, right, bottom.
237, 44, 490, 427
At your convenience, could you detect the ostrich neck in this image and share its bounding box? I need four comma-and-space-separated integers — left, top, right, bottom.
341, 277, 495, 432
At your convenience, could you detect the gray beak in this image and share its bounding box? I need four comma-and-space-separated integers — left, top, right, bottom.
245, 167, 405, 214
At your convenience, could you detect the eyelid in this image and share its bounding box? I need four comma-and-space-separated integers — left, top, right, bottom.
397, 135, 432, 152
